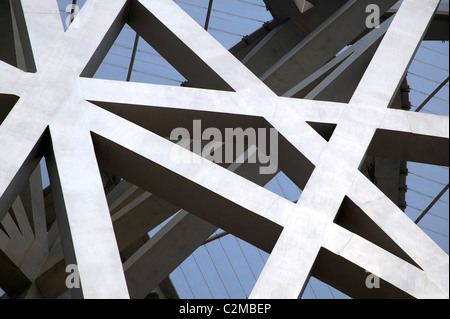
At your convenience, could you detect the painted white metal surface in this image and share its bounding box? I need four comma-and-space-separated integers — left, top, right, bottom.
0, 0, 448, 299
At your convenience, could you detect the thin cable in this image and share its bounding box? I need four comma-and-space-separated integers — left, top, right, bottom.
203, 244, 232, 298
179, 264, 197, 298
111, 42, 187, 76
308, 281, 318, 299
408, 71, 450, 87
426, 212, 449, 221
203, 231, 229, 245
217, 237, 248, 297
414, 58, 449, 72
419, 225, 449, 238
209, 27, 245, 37
174, 0, 267, 23
413, 202, 448, 218
233, 237, 258, 281
409, 105, 439, 115
409, 204, 450, 222
415, 183, 449, 224
69, 0, 78, 25
408, 171, 445, 186
408, 187, 449, 205
234, 0, 266, 7
122, 12, 251, 37
326, 284, 336, 299
410, 88, 449, 102
108, 51, 167, 69
191, 252, 215, 298
421, 45, 449, 56
102, 61, 184, 84
407, 204, 424, 212
408, 171, 448, 186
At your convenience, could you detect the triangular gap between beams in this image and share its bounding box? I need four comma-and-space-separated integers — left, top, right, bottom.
90, 132, 283, 254
126, 0, 234, 91
333, 196, 422, 270
0, 0, 36, 72
306, 122, 337, 142
1, 155, 50, 253
91, 23, 187, 86
79, 2, 234, 91
300, 275, 351, 299
0, 0, 19, 69
265, 171, 301, 203
103, 174, 182, 255
0, 128, 49, 240
60, 1, 189, 87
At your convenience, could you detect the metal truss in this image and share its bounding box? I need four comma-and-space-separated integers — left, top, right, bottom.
0, 0, 448, 299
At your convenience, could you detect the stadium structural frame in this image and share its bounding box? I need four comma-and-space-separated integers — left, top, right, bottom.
0, 0, 448, 299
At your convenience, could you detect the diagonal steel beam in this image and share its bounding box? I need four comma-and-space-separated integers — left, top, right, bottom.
349, 0, 440, 107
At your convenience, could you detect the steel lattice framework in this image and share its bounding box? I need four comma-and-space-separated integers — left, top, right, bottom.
0, 0, 448, 298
